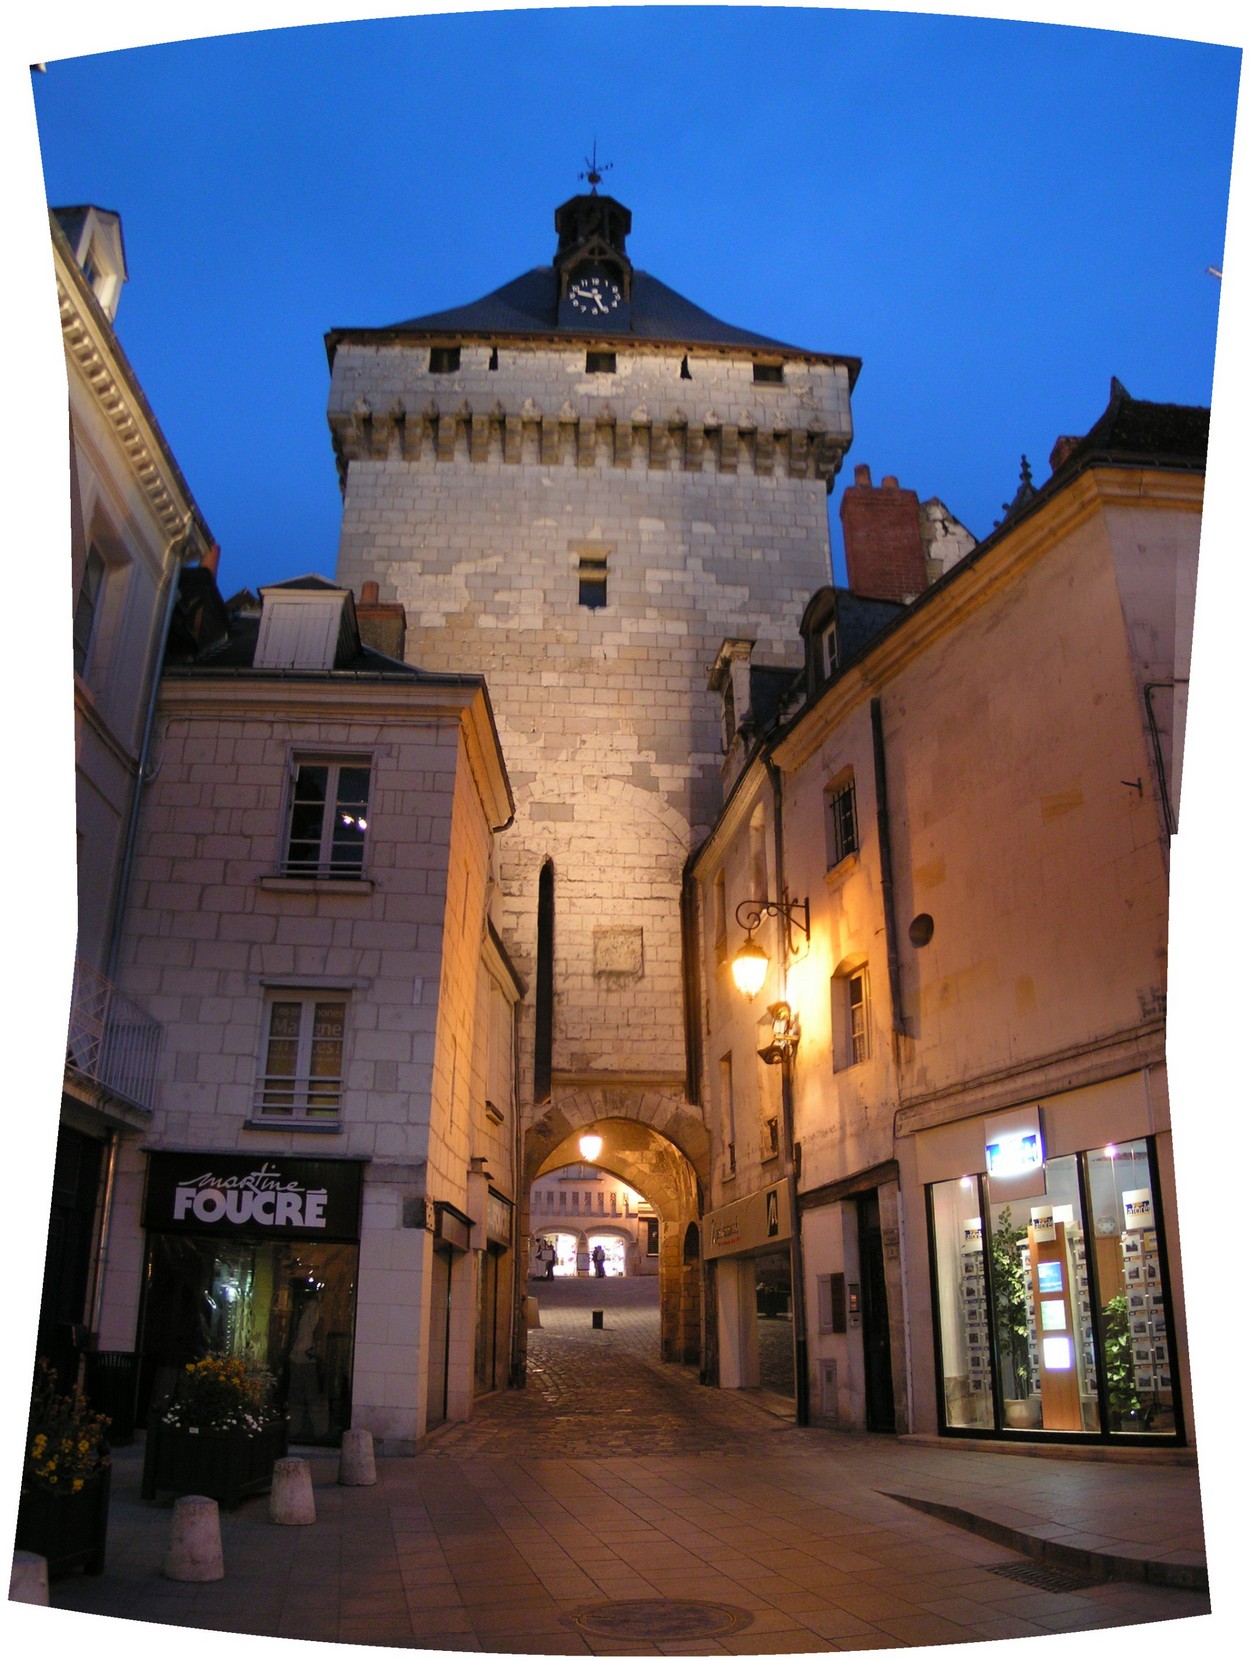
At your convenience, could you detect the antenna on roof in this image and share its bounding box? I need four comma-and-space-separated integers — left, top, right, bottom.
1206, 265, 1222, 280
579, 141, 613, 195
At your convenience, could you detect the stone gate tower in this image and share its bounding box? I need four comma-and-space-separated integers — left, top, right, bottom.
326, 187, 857, 1352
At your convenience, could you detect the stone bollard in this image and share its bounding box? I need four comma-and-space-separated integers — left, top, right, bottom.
9, 1550, 50, 1605
270, 1456, 316, 1524
592, 1309, 604, 1329
338, 1427, 376, 1487
524, 1295, 541, 1329
163, 1494, 224, 1581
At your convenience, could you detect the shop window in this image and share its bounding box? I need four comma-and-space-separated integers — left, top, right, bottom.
255, 993, 348, 1121
284, 758, 371, 878
928, 1140, 1178, 1440
826, 774, 857, 868
72, 545, 107, 677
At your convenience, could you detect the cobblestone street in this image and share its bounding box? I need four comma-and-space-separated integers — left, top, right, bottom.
20, 1273, 1213, 1656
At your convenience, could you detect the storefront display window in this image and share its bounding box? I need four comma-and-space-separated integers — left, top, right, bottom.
928, 1138, 1177, 1441
139, 1235, 357, 1445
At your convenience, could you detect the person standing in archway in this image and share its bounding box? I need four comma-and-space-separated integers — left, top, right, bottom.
591, 1243, 606, 1278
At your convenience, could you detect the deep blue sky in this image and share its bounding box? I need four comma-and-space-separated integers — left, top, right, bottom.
25, 7, 1239, 598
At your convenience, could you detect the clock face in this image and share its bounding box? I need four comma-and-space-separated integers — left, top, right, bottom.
568, 271, 623, 317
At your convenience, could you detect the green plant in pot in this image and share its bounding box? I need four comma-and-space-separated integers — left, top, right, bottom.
1101, 1293, 1142, 1430
990, 1208, 1035, 1423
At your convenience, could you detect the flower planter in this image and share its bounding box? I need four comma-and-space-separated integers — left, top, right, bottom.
15, 1466, 111, 1578
141, 1415, 288, 1508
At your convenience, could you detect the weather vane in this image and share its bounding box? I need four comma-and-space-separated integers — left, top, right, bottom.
579, 142, 613, 194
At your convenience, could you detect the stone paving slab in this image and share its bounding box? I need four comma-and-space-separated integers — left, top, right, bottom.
8, 1276, 1215, 1655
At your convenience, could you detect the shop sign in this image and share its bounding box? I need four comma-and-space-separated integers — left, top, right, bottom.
1030, 1204, 1056, 1243
144, 1153, 363, 1242
985, 1105, 1046, 1205
1122, 1188, 1154, 1232
702, 1183, 791, 1260
486, 1189, 512, 1247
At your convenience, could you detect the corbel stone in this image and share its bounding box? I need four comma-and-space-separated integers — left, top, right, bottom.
576, 417, 597, 468
435, 412, 458, 462
684, 424, 705, 471
755, 428, 776, 475
648, 424, 670, 469
470, 414, 492, 463
613, 421, 633, 468
718, 424, 739, 474
540, 416, 561, 464
503, 414, 523, 464
787, 430, 810, 478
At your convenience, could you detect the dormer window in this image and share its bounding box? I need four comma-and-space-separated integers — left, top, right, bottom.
254, 583, 354, 671
819, 618, 839, 679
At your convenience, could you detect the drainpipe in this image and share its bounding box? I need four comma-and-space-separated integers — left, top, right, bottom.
870, 698, 906, 1038
104, 532, 204, 980
763, 753, 810, 1427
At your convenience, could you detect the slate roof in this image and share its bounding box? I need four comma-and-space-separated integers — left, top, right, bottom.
1049, 377, 1208, 480
328, 267, 853, 367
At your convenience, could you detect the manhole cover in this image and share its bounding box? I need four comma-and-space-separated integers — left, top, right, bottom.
989, 1561, 1105, 1593
566, 1598, 754, 1640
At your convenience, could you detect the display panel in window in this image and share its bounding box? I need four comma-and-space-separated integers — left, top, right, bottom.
285, 760, 371, 877
256, 994, 347, 1120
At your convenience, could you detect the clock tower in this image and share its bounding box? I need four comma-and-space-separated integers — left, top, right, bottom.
326, 185, 858, 1361
554, 189, 633, 332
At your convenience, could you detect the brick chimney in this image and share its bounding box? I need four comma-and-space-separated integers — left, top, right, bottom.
355, 580, 408, 660
839, 464, 928, 603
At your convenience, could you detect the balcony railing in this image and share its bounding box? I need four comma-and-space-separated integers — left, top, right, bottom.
66, 958, 162, 1113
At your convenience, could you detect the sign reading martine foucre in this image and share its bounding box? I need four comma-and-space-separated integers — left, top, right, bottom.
143, 1152, 363, 1242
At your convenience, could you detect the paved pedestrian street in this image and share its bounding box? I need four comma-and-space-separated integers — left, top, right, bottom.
18, 1277, 1210, 1656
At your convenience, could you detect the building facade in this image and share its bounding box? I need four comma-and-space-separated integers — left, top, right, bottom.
325, 188, 860, 1358
48, 206, 215, 1398
529, 1163, 659, 1278
695, 381, 1203, 1447
97, 575, 521, 1451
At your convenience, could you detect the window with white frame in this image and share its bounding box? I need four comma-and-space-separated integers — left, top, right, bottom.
73, 546, 107, 677
847, 968, 871, 1065
826, 774, 858, 868
284, 758, 371, 877
255, 993, 348, 1120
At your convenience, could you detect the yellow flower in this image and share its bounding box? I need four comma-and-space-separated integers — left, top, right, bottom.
72, 1479, 83, 1493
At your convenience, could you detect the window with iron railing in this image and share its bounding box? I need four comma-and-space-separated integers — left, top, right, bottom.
254, 993, 347, 1121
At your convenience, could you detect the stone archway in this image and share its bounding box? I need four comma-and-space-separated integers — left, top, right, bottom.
524, 1093, 708, 1365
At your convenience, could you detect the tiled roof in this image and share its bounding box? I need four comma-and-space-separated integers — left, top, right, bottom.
1051, 378, 1208, 477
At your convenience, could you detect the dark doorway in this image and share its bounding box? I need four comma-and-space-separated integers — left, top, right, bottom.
427, 1244, 453, 1427
856, 1190, 896, 1432
38, 1124, 104, 1384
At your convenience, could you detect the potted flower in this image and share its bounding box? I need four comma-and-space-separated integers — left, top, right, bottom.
16, 1361, 112, 1576
141, 1354, 287, 1508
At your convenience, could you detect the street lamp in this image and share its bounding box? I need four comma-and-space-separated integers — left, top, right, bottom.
578, 1133, 603, 1163
730, 895, 810, 998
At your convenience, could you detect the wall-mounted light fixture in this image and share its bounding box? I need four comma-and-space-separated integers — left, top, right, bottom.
578, 1133, 603, 1163
731, 894, 810, 998
757, 1000, 801, 1065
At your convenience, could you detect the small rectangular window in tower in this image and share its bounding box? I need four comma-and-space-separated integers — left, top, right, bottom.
586, 350, 616, 374
488, 346, 499, 370
578, 552, 608, 610
826, 775, 858, 868
753, 362, 784, 384
428, 346, 461, 373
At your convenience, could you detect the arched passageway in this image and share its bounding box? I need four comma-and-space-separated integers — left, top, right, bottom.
523, 1111, 705, 1368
